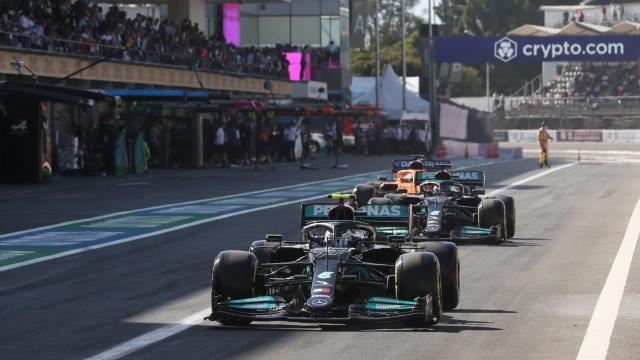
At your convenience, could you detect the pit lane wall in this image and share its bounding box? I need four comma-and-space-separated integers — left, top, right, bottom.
496, 129, 640, 143
0, 49, 292, 95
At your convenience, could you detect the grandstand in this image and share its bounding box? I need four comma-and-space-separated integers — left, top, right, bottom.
0, 0, 353, 183
500, 2, 640, 127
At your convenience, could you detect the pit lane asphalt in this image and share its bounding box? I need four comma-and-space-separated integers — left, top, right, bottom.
1, 156, 640, 360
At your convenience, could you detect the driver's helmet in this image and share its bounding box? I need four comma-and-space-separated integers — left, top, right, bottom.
328, 204, 355, 221
409, 160, 424, 170
422, 182, 439, 195
435, 170, 451, 180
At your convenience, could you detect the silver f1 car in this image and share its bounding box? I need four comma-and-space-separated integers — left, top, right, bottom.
206, 195, 460, 327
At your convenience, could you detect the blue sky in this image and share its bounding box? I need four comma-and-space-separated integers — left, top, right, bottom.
412, 0, 441, 20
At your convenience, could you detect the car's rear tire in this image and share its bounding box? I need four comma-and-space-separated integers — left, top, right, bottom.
493, 195, 515, 239
211, 250, 258, 325
416, 242, 460, 311
478, 198, 507, 244
354, 184, 376, 206
249, 240, 272, 264
395, 252, 442, 326
368, 197, 393, 205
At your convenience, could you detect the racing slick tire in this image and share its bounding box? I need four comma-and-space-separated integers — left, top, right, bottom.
395, 252, 443, 326
384, 193, 406, 205
211, 250, 259, 325
493, 195, 515, 239
478, 198, 507, 244
416, 242, 460, 311
354, 184, 376, 206
249, 240, 272, 264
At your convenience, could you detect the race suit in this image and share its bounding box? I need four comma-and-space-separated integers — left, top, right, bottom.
537, 126, 552, 167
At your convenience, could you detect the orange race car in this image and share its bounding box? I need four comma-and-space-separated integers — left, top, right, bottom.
353, 157, 453, 204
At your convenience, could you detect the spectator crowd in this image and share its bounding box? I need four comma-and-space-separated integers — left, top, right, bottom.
0, 0, 338, 79
538, 62, 640, 99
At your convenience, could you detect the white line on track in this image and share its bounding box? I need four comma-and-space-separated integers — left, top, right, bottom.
1, 160, 515, 273
576, 197, 640, 360
0, 170, 387, 272
489, 162, 574, 196
84, 309, 211, 360
83, 160, 570, 360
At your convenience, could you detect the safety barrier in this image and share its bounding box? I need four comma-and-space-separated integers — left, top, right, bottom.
499, 129, 640, 144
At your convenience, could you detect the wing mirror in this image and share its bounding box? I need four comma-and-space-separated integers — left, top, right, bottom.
472, 188, 485, 195
377, 176, 388, 181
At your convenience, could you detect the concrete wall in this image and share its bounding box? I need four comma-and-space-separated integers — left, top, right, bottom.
167, 0, 206, 31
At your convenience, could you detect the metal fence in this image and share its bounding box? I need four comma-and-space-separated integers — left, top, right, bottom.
0, 31, 289, 79
507, 96, 640, 118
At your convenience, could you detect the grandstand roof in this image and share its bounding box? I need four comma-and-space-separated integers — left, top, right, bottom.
609, 21, 640, 34
539, 5, 597, 11
508, 25, 561, 37
557, 21, 610, 35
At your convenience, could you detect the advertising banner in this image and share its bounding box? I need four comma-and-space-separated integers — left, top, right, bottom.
507, 130, 539, 143
603, 130, 640, 144
556, 130, 603, 142
350, 0, 367, 48
493, 130, 509, 142
435, 35, 640, 63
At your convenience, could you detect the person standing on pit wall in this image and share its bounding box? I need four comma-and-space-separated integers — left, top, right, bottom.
537, 121, 553, 168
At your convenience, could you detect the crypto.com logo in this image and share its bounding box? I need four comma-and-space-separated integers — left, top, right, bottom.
494, 37, 518, 62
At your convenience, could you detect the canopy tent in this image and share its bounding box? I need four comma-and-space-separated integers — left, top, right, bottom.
608, 20, 640, 35
351, 65, 429, 119
557, 21, 610, 35
508, 24, 560, 37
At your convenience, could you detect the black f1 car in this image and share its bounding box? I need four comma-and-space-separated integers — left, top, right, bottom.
353, 158, 516, 244
206, 195, 460, 327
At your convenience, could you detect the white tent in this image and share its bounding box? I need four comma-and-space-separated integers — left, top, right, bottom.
351, 65, 430, 119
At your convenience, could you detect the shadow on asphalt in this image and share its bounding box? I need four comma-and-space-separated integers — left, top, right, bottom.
450, 308, 517, 314
491, 184, 547, 191
203, 310, 508, 333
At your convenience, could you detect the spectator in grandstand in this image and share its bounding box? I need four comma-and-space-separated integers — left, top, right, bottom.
601, 5, 607, 24
619, 3, 625, 21
0, 0, 304, 79
577, 10, 585, 22
563, 10, 570, 26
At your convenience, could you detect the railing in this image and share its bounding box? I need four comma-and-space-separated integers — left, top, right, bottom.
509, 74, 542, 98
0, 31, 292, 79
507, 96, 640, 118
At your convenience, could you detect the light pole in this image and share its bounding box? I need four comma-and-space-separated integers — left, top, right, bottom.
401, 0, 407, 111
475, 19, 491, 112
374, 0, 380, 108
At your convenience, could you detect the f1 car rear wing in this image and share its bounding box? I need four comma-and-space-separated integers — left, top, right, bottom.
391, 158, 452, 173
415, 171, 486, 193
300, 203, 410, 227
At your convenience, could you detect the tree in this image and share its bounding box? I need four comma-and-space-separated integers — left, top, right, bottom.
433, 0, 583, 95
352, 30, 422, 77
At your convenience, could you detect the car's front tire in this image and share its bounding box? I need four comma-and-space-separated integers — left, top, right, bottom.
478, 198, 507, 244
416, 242, 460, 311
211, 250, 259, 325
395, 252, 443, 326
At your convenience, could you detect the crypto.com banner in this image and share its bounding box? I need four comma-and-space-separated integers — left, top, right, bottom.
435, 35, 640, 63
